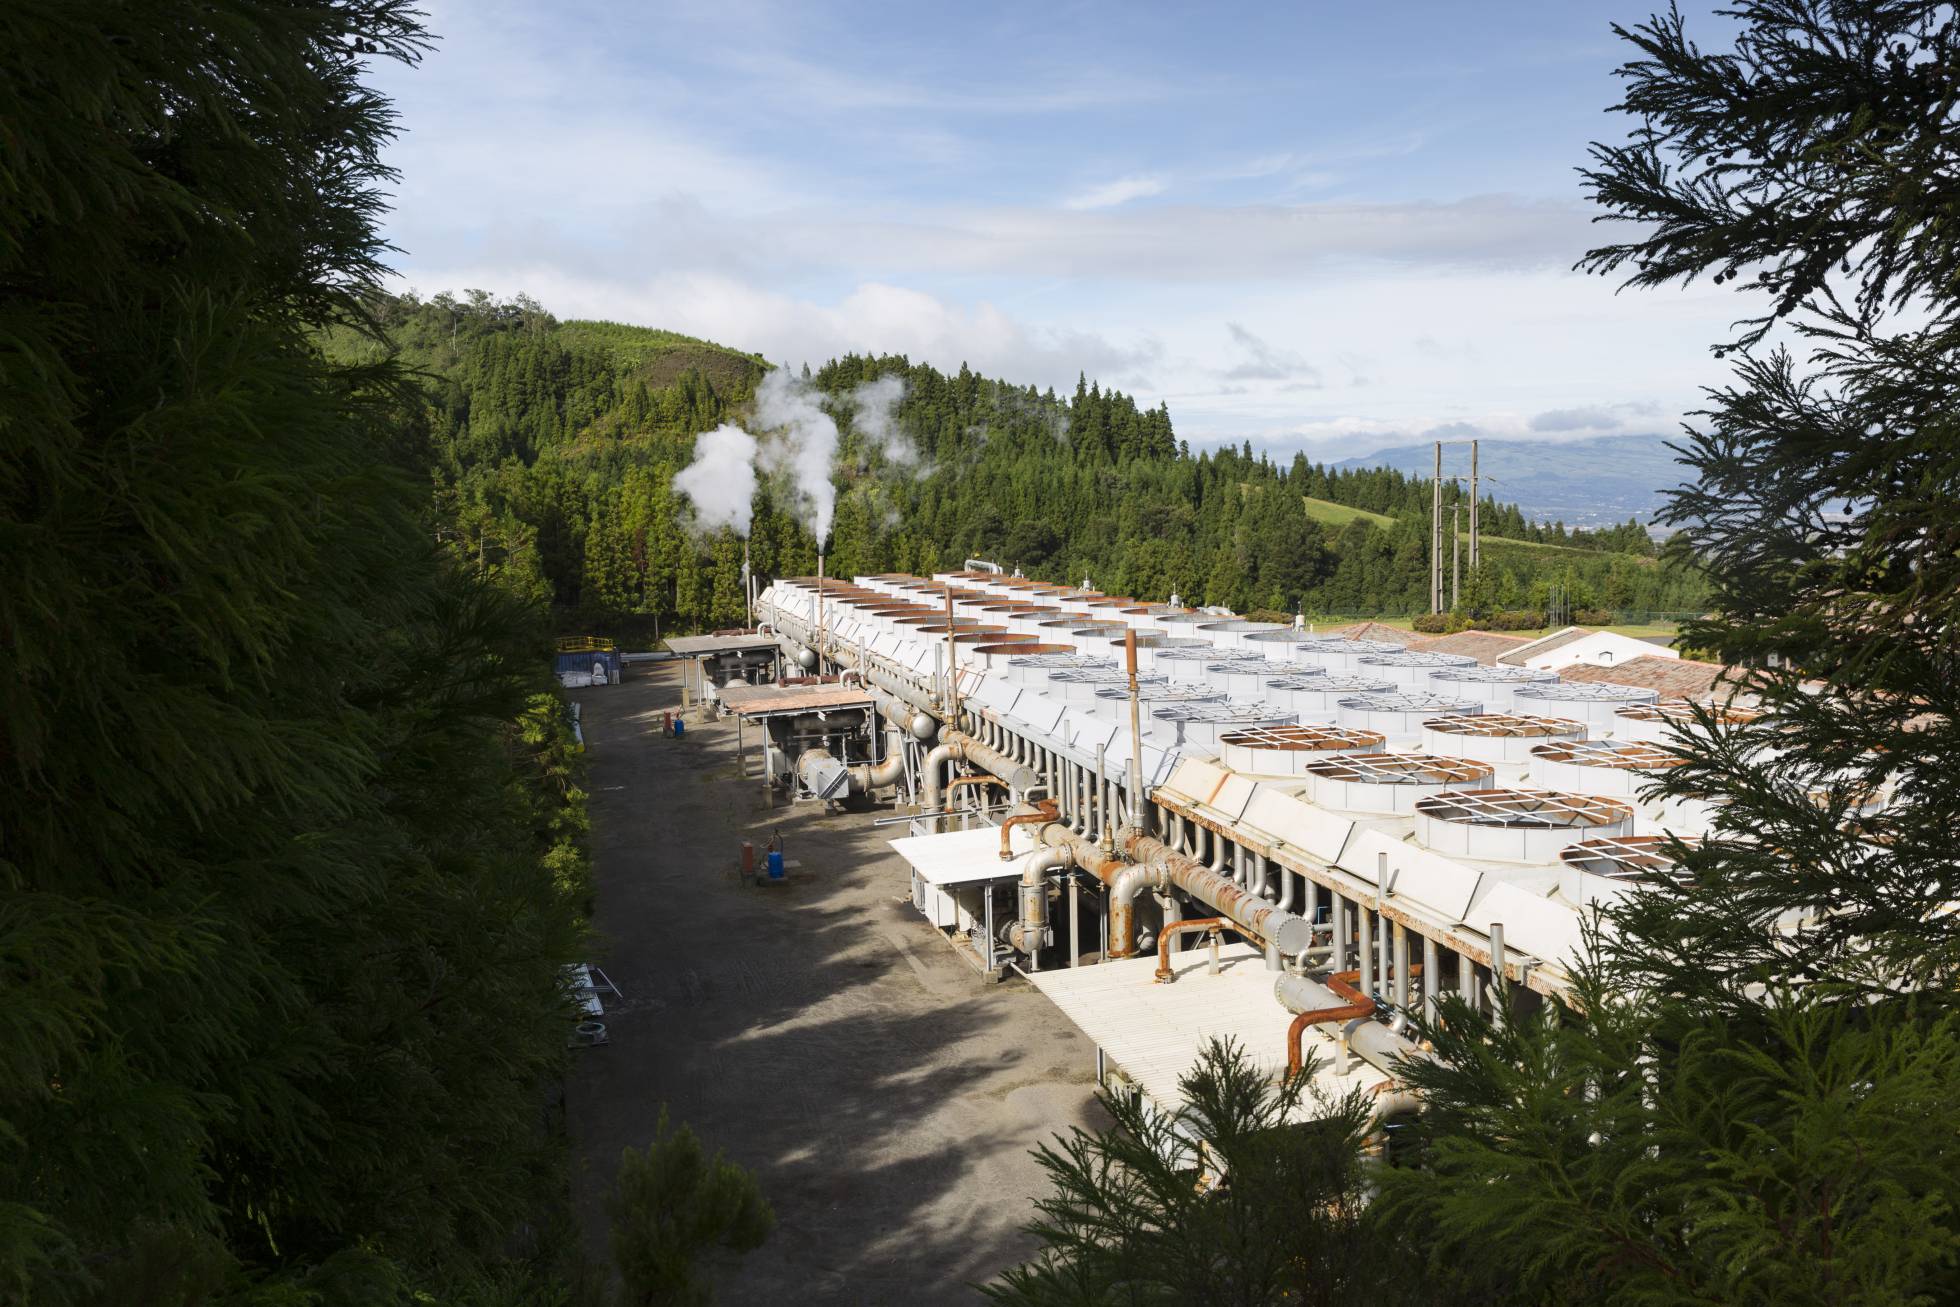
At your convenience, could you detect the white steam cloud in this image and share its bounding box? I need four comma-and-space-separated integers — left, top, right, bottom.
669, 369, 912, 546
672, 423, 758, 535
848, 375, 912, 466
754, 369, 840, 545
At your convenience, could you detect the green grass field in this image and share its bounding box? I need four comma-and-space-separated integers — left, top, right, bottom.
1302, 496, 1396, 529
1302, 496, 1657, 564
1348, 615, 1683, 642
558, 319, 766, 391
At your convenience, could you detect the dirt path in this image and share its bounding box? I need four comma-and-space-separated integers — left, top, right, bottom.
566, 665, 1103, 1303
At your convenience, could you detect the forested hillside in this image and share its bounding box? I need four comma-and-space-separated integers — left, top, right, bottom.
342, 293, 1707, 637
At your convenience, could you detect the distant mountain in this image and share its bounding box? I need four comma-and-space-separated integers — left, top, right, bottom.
1332, 433, 1689, 527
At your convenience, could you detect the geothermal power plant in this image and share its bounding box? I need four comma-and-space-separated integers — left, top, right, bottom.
681, 569, 1752, 1117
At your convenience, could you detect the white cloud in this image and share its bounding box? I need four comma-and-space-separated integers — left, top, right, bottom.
1529, 405, 1622, 432
1223, 323, 1320, 384
1063, 175, 1167, 211
388, 265, 1162, 396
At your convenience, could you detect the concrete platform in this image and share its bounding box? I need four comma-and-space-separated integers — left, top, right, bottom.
566, 668, 1103, 1304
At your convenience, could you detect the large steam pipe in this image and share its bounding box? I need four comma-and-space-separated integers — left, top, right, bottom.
1027, 812, 1318, 960
1004, 845, 1073, 964
845, 727, 908, 792
920, 741, 960, 829
1279, 970, 1375, 1076
1275, 970, 1429, 1078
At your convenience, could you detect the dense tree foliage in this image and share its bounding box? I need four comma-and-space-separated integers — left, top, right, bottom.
342, 298, 1705, 637
1380, 4, 1960, 1301
2, 4, 588, 1300
607, 1110, 774, 1307
986, 1040, 1425, 1307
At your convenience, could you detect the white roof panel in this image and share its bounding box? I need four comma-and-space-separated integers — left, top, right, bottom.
1027, 946, 1391, 1113
888, 824, 1038, 886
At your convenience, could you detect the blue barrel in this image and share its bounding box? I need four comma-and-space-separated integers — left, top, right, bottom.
672, 717, 685, 739
766, 849, 785, 880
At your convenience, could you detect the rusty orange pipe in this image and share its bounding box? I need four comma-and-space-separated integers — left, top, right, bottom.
998, 798, 1059, 860
1154, 917, 1228, 983
1286, 970, 1375, 1076
944, 774, 1007, 801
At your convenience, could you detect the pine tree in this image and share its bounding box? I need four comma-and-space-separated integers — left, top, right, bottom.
987, 1040, 1420, 1307
1382, 6, 1960, 1301
1, 4, 586, 1297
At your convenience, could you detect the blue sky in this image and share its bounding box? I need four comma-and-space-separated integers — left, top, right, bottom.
369, 1, 1744, 458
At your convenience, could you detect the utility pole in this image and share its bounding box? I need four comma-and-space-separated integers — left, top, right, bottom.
1451, 504, 1461, 609
1469, 439, 1480, 575
1430, 441, 1444, 613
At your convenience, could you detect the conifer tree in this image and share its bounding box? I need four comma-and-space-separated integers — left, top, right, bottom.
1381, 6, 1960, 1301
2, 4, 586, 1297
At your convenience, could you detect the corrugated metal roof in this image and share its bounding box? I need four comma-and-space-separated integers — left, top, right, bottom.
663, 632, 782, 655
719, 683, 875, 715
1026, 946, 1390, 1112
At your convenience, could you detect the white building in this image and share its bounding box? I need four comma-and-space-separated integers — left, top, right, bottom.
1500, 626, 1678, 672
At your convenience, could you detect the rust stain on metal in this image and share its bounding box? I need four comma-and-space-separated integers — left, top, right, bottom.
1287, 970, 1375, 1075
1154, 917, 1228, 983
998, 799, 1060, 860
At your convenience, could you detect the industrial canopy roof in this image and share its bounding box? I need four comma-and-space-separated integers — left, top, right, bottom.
718, 683, 874, 717
1027, 946, 1390, 1113
888, 824, 1039, 886
662, 632, 782, 656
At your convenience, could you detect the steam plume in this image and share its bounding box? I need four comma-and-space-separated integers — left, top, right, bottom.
672, 423, 758, 535
848, 375, 912, 466
755, 369, 839, 545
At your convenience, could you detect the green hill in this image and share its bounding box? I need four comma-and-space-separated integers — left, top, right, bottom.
1303, 496, 1394, 529
351, 291, 1706, 636
555, 319, 767, 393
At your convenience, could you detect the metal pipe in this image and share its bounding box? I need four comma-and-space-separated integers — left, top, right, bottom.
1124, 629, 1144, 830
1096, 743, 1111, 845
1032, 813, 1319, 958
1359, 908, 1375, 1001
1154, 917, 1228, 983
1378, 907, 1392, 1004
1422, 933, 1440, 1026
1280, 970, 1375, 1076
1107, 861, 1156, 959
1393, 923, 1411, 1013
1005, 845, 1072, 963
998, 799, 1060, 860
945, 774, 1006, 801
917, 740, 956, 834
1069, 872, 1081, 968
846, 727, 908, 791
1489, 922, 1506, 1025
